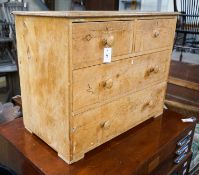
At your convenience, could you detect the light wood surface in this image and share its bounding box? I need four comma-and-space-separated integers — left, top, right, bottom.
13, 11, 179, 17
72, 20, 134, 69
73, 51, 170, 112
15, 16, 71, 161
165, 100, 199, 114
135, 18, 176, 52
14, 12, 177, 163
168, 77, 199, 91
72, 82, 166, 158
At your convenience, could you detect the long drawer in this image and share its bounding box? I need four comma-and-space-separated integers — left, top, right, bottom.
73, 50, 170, 111
135, 18, 176, 52
72, 20, 134, 69
71, 82, 166, 156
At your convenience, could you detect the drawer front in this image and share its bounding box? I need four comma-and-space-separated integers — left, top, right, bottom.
72, 82, 166, 155
73, 50, 170, 111
72, 21, 134, 69
171, 153, 192, 175
135, 18, 176, 52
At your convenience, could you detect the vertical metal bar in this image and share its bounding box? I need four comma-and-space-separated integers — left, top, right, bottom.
174, 0, 177, 11
181, 0, 184, 30
192, 0, 196, 32
185, 0, 187, 30
157, 0, 162, 11
189, 0, 192, 31
196, 0, 199, 33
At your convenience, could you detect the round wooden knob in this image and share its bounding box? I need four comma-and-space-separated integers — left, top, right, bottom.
148, 100, 153, 107
153, 30, 160, 38
102, 35, 114, 47
145, 66, 159, 77
142, 100, 153, 111
154, 65, 159, 73
101, 121, 111, 129
103, 79, 113, 89
148, 66, 159, 74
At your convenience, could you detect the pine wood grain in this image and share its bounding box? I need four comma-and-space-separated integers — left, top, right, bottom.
15, 16, 71, 161
135, 18, 176, 52
72, 20, 134, 69
168, 77, 199, 91
72, 82, 166, 157
13, 11, 179, 17
14, 12, 177, 163
73, 51, 170, 112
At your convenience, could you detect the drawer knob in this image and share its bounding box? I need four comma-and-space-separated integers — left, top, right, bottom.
145, 66, 159, 77
102, 35, 114, 47
154, 65, 159, 73
146, 100, 153, 107
142, 100, 153, 110
148, 100, 153, 107
101, 121, 111, 129
153, 30, 160, 38
103, 79, 113, 89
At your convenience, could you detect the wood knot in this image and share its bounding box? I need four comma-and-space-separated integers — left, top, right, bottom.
85, 34, 93, 41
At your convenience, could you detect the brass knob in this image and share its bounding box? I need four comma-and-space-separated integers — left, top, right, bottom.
101, 121, 111, 129
153, 30, 160, 38
103, 79, 113, 89
102, 35, 114, 47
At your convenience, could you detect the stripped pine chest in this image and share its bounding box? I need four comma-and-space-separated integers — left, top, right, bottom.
14, 11, 178, 164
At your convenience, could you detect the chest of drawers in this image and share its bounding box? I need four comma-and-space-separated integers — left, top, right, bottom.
14, 11, 178, 164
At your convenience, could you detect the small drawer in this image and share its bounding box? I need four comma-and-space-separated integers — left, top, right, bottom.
171, 153, 192, 175
181, 153, 192, 175
183, 161, 188, 168
177, 135, 191, 147
176, 144, 189, 156
72, 20, 134, 69
135, 18, 176, 52
182, 168, 188, 175
72, 83, 166, 155
174, 153, 187, 164
181, 162, 189, 175
73, 50, 170, 111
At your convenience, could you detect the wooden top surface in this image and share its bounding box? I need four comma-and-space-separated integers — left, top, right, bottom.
0, 110, 195, 175
13, 11, 179, 18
